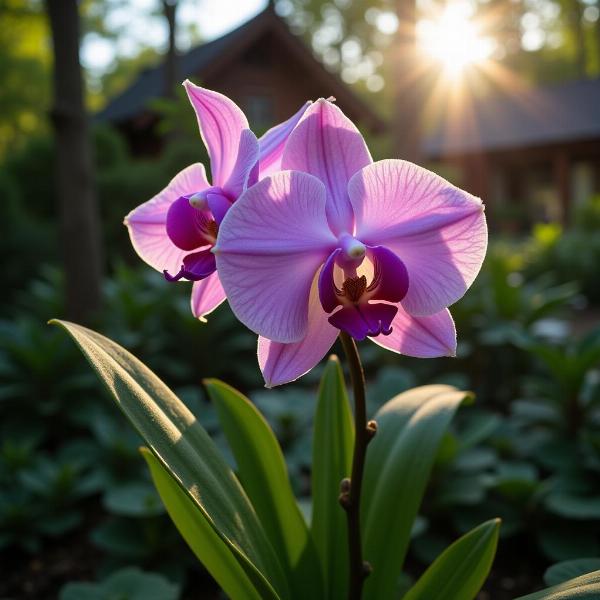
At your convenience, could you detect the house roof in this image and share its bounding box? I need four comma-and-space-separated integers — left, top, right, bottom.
424, 77, 600, 158
97, 6, 385, 131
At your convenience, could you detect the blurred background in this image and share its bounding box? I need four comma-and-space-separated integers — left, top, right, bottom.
1, 0, 600, 598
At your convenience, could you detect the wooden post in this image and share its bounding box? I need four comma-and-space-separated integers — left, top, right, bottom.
46, 0, 103, 322
163, 0, 178, 98
554, 150, 571, 226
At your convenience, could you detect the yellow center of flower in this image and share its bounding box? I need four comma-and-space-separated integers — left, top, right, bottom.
341, 275, 368, 303
203, 219, 218, 243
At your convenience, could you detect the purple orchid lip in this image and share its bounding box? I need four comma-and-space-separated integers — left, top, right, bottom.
164, 188, 233, 283
166, 194, 218, 250
318, 244, 409, 340
329, 302, 398, 341
164, 247, 217, 282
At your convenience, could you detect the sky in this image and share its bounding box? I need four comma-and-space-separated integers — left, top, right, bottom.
81, 0, 266, 76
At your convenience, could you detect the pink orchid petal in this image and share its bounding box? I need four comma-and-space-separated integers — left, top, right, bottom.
370, 305, 457, 358
348, 160, 487, 316
258, 101, 312, 178
258, 286, 338, 387
215, 171, 337, 343
282, 99, 372, 236
191, 272, 227, 322
124, 163, 210, 275
183, 80, 259, 197
222, 128, 260, 199
206, 192, 232, 225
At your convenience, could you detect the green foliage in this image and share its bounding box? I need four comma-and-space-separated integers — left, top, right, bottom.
0, 1, 51, 157
403, 519, 500, 600
143, 450, 264, 600
59, 566, 180, 600
528, 200, 600, 304
516, 570, 600, 600
51, 319, 288, 599
362, 386, 473, 599
55, 319, 502, 600
545, 559, 600, 587
311, 356, 354, 598
205, 379, 321, 598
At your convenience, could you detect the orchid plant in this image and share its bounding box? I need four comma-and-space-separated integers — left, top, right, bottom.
53, 83, 600, 600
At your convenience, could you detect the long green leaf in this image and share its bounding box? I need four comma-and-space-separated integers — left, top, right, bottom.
362, 385, 472, 600
204, 379, 322, 600
311, 356, 354, 600
545, 559, 600, 587
142, 448, 265, 600
51, 320, 287, 600
403, 519, 500, 600
515, 570, 600, 599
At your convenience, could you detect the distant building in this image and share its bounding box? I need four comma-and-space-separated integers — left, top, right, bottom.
424, 78, 600, 227
99, 6, 600, 228
97, 5, 384, 157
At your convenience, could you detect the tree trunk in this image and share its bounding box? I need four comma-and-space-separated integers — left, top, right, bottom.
595, 12, 600, 70
566, 0, 587, 78
45, 0, 103, 323
393, 0, 423, 162
163, 0, 178, 98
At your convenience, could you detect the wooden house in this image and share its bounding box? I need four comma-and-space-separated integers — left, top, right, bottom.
97, 5, 385, 156
424, 77, 600, 226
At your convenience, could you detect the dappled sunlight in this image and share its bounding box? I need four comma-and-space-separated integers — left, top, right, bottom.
417, 1, 495, 78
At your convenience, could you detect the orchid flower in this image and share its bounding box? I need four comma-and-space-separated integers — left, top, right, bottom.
214, 99, 488, 386
124, 80, 310, 320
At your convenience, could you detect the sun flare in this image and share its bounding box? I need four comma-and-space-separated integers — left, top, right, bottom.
417, 2, 494, 77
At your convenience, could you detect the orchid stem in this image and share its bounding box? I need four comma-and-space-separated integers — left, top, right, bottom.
339, 331, 374, 600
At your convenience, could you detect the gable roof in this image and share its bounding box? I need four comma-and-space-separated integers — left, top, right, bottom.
424, 77, 600, 158
97, 6, 385, 131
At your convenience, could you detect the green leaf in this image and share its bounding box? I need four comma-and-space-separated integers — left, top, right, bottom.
362, 385, 472, 600
51, 320, 286, 600
544, 493, 600, 519
142, 449, 265, 600
545, 560, 600, 587
103, 482, 164, 517
311, 356, 354, 600
403, 519, 500, 600
60, 567, 180, 600
515, 570, 600, 599
204, 379, 322, 600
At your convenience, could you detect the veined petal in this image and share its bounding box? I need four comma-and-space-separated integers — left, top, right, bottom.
191, 272, 227, 322
183, 80, 259, 197
282, 98, 372, 236
349, 160, 487, 316
215, 171, 337, 343
124, 163, 210, 275
222, 128, 260, 199
258, 284, 338, 387
370, 305, 457, 358
258, 101, 312, 178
